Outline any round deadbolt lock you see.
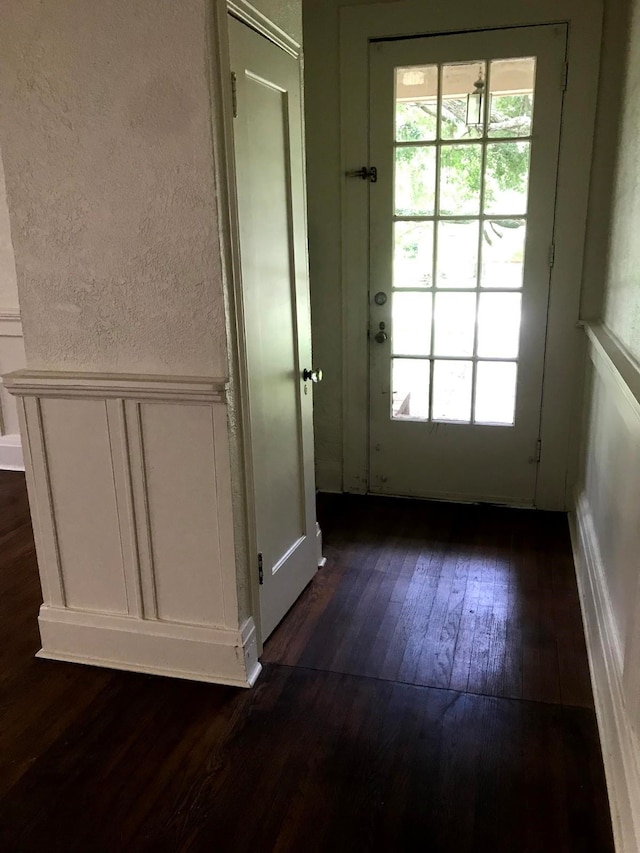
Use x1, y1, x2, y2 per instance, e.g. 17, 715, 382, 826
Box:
374, 291, 388, 306
303, 368, 323, 383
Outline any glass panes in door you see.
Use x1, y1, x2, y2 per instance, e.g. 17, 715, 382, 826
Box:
391, 57, 536, 426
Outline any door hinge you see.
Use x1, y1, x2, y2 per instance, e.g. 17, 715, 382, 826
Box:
562, 62, 569, 92
548, 243, 556, 269
535, 439, 542, 464
258, 552, 264, 585
231, 72, 238, 118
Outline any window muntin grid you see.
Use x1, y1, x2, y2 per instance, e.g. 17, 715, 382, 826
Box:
391, 57, 536, 426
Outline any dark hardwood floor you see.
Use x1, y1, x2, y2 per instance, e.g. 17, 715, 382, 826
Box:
265, 495, 594, 707
0, 473, 613, 852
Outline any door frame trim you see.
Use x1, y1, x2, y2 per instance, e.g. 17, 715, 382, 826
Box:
339, 0, 603, 510
227, 0, 301, 59
208, 0, 262, 649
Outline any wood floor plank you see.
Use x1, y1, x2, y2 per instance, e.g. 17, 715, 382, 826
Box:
276, 494, 596, 707
0, 474, 613, 851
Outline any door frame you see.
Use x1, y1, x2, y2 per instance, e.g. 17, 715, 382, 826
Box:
207, 0, 303, 652
367, 27, 566, 506
339, 0, 603, 510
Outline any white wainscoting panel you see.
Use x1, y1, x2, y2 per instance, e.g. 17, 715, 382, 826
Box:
134, 401, 228, 627
4, 370, 261, 688
571, 323, 640, 853
41, 397, 129, 614
0, 312, 25, 469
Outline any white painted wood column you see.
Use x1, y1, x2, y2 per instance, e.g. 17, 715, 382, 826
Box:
5, 370, 261, 688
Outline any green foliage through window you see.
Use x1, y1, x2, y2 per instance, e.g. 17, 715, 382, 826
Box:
395, 94, 532, 213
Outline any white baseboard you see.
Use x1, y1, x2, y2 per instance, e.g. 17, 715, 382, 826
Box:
0, 433, 23, 470
37, 605, 262, 688
570, 493, 640, 853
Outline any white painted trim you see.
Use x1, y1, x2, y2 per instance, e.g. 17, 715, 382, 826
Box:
210, 397, 245, 628
316, 521, 326, 568
0, 434, 24, 470
0, 311, 22, 338
37, 606, 262, 688
227, 0, 301, 58
209, 0, 269, 652
16, 397, 60, 607
570, 495, 640, 853
4, 370, 226, 402
123, 399, 159, 619
106, 399, 144, 620
583, 322, 640, 423
338, 0, 603, 508
23, 395, 67, 607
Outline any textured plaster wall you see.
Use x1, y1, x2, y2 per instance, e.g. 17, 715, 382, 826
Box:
0, 0, 227, 376
0, 153, 18, 313
253, 0, 302, 42
581, 0, 633, 320
603, 0, 640, 361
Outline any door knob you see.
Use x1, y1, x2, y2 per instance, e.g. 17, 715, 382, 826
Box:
303, 368, 323, 383
375, 331, 388, 343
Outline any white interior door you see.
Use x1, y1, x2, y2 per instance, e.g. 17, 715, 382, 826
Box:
369, 25, 566, 505
230, 17, 317, 640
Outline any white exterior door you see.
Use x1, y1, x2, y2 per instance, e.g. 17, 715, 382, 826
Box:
368, 25, 566, 505
230, 17, 317, 639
